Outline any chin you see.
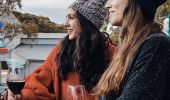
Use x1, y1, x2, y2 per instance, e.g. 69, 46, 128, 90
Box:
68, 37, 73, 40
68, 35, 75, 40
111, 22, 122, 26
110, 19, 122, 26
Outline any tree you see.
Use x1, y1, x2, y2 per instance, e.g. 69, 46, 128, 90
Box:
0, 0, 38, 46
156, 1, 170, 22
0, 0, 22, 13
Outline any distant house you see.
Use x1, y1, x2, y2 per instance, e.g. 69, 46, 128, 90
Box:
11, 33, 67, 75
0, 33, 67, 89
0, 10, 68, 94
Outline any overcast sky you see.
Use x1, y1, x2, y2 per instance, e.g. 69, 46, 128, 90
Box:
18, 0, 74, 24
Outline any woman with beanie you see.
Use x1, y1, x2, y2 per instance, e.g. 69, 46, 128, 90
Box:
95, 0, 170, 99
6, 0, 117, 99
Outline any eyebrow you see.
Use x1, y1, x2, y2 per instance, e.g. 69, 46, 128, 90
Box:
67, 14, 76, 17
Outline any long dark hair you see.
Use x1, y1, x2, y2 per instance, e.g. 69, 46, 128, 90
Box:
56, 11, 111, 91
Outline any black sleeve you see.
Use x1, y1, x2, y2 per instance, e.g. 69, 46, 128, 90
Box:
116, 35, 170, 100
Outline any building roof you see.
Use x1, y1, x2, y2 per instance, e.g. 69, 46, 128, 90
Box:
21, 33, 67, 45
12, 44, 55, 60
22, 33, 67, 39
1, 33, 66, 61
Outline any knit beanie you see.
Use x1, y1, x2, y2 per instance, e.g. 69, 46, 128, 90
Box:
69, 0, 107, 29
135, 0, 166, 20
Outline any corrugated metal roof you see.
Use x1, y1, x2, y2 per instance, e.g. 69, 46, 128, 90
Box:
22, 33, 67, 39
20, 33, 67, 45
12, 44, 56, 60
2, 33, 66, 61
21, 38, 63, 45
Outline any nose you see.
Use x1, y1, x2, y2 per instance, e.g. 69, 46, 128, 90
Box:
65, 20, 69, 27
105, 0, 111, 9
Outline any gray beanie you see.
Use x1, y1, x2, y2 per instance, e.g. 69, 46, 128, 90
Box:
69, 0, 107, 29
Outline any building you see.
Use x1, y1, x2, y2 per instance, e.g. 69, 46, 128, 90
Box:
11, 33, 67, 75
0, 33, 67, 94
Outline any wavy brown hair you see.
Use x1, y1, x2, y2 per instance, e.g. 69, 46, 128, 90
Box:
94, 0, 163, 95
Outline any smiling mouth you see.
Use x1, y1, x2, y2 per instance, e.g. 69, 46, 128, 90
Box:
109, 11, 115, 14
67, 29, 73, 33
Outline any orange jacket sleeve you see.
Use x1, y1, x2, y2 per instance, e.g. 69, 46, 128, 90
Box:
21, 44, 60, 100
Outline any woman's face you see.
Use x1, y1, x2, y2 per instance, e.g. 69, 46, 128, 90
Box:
65, 8, 81, 40
105, 0, 128, 26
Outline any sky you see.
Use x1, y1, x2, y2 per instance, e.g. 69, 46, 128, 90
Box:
18, 0, 74, 24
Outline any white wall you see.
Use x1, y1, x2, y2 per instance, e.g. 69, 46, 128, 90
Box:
163, 18, 169, 36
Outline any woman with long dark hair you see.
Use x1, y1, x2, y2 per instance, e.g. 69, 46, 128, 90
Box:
6, 0, 116, 100
94, 0, 170, 99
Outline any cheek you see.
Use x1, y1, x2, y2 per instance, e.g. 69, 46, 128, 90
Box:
69, 25, 80, 40
74, 23, 81, 34
109, 13, 123, 26
109, 7, 125, 26
68, 32, 78, 40
74, 28, 80, 38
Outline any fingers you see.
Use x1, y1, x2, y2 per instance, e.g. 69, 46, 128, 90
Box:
15, 94, 22, 100
8, 89, 22, 100
8, 89, 14, 97
7, 89, 15, 100
8, 95, 15, 100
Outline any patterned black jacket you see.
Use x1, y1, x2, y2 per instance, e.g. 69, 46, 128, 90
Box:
106, 33, 170, 100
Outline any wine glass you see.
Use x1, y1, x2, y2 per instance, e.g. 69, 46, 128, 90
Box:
6, 58, 26, 99
98, 95, 106, 100
66, 85, 87, 100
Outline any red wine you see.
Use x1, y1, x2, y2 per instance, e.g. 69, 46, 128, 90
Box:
7, 80, 25, 95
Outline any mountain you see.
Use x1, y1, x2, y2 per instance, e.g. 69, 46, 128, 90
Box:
12, 11, 67, 33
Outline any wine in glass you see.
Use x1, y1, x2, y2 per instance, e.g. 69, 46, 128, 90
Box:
6, 58, 26, 98
66, 85, 87, 100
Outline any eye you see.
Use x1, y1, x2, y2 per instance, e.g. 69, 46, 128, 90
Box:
68, 16, 74, 20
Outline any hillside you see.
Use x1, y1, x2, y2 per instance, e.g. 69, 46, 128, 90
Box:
12, 11, 67, 33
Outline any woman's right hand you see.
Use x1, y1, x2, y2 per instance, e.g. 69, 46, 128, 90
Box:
7, 89, 21, 100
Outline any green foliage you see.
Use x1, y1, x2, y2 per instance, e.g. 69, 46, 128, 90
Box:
0, 0, 66, 46
156, 1, 170, 22
12, 11, 67, 33
22, 22, 38, 37
0, 23, 22, 41
0, 0, 21, 15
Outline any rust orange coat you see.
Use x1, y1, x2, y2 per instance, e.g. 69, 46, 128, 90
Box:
21, 44, 117, 100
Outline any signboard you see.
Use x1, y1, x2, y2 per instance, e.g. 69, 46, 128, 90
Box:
0, 39, 8, 55
0, 21, 4, 30
0, 48, 8, 55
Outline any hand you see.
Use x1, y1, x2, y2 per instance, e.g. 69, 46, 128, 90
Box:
7, 89, 22, 100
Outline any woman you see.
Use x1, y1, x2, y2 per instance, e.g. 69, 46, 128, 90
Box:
95, 0, 170, 99
6, 0, 117, 100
